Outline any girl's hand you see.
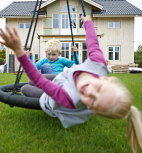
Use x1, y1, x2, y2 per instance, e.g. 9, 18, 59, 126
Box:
81, 15, 91, 23
0, 26, 24, 57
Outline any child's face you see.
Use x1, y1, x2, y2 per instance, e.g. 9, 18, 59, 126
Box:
46, 51, 61, 63
77, 76, 120, 113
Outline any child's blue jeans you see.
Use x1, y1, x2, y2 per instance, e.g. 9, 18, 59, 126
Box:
41, 63, 55, 74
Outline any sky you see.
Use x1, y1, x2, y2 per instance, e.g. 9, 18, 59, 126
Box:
0, 0, 142, 51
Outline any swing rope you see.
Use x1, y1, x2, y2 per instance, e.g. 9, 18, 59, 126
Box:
66, 0, 86, 64
12, 0, 42, 94
80, 0, 86, 17
66, 0, 78, 64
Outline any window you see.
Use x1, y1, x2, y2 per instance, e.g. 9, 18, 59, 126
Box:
79, 14, 84, 28
70, 14, 76, 28
82, 42, 87, 62
61, 42, 79, 61
19, 23, 24, 29
108, 46, 120, 61
61, 5, 77, 12
61, 43, 69, 58
25, 23, 30, 29
108, 22, 120, 28
19, 23, 30, 29
62, 14, 69, 28
53, 14, 59, 28
61, 14, 76, 29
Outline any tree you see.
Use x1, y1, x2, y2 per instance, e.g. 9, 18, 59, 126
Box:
134, 45, 142, 60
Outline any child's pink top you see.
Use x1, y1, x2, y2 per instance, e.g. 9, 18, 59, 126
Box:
18, 20, 107, 109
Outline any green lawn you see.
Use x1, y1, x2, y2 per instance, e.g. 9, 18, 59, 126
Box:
0, 73, 142, 153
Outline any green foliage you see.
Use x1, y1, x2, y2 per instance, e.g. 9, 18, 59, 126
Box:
0, 48, 6, 59
134, 60, 142, 68
0, 73, 142, 153
0, 58, 5, 65
134, 45, 142, 60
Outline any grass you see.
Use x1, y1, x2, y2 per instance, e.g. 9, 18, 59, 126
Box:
0, 73, 142, 153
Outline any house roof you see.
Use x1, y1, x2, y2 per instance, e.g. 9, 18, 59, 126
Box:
0, 0, 142, 17
92, 0, 142, 16
0, 1, 46, 17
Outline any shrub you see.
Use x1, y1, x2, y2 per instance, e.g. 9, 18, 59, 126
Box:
134, 45, 142, 60
0, 58, 5, 65
134, 60, 142, 68
0, 48, 6, 59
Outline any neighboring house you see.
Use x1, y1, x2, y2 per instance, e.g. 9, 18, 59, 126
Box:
0, 0, 142, 73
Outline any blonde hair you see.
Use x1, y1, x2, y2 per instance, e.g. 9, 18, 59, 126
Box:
97, 77, 142, 153
45, 39, 61, 53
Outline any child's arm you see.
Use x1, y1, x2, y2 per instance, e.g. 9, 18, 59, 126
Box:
34, 58, 48, 70
62, 45, 80, 68
81, 16, 107, 66
26, 50, 33, 62
71, 45, 80, 64
0, 26, 75, 109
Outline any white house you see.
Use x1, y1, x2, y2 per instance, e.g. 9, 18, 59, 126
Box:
0, 0, 142, 72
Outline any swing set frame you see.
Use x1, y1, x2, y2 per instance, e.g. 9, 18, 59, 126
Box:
0, 0, 86, 109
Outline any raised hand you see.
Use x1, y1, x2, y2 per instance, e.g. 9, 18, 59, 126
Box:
81, 15, 91, 23
0, 26, 24, 57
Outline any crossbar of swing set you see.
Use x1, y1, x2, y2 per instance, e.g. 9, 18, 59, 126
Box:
13, 0, 43, 93
66, 0, 86, 64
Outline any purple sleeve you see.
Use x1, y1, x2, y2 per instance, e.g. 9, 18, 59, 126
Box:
18, 53, 75, 109
84, 20, 107, 66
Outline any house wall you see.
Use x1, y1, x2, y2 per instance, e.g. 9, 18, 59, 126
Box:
6, 18, 43, 72
97, 17, 134, 65
43, 0, 91, 35
5, 2, 135, 72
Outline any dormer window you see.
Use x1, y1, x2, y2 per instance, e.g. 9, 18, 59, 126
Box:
61, 5, 77, 12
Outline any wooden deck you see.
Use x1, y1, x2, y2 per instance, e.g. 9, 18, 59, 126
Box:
111, 65, 130, 73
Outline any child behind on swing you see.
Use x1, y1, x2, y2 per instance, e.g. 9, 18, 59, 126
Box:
0, 15, 142, 153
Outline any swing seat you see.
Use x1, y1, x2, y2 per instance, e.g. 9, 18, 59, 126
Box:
0, 83, 40, 110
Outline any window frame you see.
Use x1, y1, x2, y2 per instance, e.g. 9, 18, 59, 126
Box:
61, 42, 80, 61
108, 46, 120, 61
79, 14, 84, 28
108, 22, 121, 29
19, 23, 30, 29
82, 42, 87, 62
52, 14, 59, 29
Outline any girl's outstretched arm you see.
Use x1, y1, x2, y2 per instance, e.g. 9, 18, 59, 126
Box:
81, 15, 107, 66
0, 26, 75, 109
